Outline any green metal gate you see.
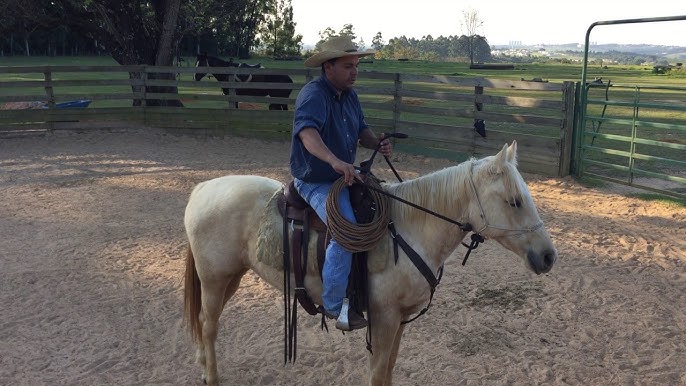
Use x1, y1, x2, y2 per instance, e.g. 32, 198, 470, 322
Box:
574, 15, 686, 200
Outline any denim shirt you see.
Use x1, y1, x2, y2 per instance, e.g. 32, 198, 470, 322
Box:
290, 76, 368, 182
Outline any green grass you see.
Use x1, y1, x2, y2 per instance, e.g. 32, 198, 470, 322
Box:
628, 193, 686, 207
3, 54, 684, 83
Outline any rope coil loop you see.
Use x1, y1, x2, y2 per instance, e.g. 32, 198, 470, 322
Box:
326, 176, 390, 252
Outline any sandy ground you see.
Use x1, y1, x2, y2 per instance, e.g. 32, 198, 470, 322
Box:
1, 129, 685, 386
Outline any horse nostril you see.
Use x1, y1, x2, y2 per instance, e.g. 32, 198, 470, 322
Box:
543, 249, 556, 269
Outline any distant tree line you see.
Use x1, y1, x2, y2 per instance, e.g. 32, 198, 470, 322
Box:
0, 0, 303, 62
586, 50, 666, 66
1, 0, 492, 64
371, 34, 492, 63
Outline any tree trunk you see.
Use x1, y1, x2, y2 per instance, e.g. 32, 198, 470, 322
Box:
147, 0, 183, 107
24, 34, 30, 56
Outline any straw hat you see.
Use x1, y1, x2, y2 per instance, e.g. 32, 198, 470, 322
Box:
304, 36, 376, 67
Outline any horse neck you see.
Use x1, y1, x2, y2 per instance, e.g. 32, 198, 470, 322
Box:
209, 56, 235, 67
385, 161, 473, 267
207, 57, 236, 82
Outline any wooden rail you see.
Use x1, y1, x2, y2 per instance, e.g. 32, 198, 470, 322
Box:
0, 65, 575, 176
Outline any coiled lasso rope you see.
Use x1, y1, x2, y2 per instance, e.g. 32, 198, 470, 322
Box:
326, 176, 390, 252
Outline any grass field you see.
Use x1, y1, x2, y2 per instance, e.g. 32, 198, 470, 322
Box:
2, 54, 685, 84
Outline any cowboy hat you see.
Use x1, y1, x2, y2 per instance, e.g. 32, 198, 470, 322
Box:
304, 36, 376, 67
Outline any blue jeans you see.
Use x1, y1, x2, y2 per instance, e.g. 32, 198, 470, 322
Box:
293, 178, 356, 316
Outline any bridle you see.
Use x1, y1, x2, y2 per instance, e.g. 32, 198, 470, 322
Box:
466, 162, 544, 237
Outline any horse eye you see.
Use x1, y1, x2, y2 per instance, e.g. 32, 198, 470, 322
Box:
508, 199, 522, 208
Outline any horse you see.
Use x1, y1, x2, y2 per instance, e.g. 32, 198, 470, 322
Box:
194, 53, 293, 110
183, 141, 557, 386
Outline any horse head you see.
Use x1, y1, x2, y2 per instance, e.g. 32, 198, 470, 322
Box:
194, 53, 211, 81
465, 141, 557, 274
194, 53, 237, 81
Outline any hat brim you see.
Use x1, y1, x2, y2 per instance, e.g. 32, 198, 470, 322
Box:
304, 49, 376, 68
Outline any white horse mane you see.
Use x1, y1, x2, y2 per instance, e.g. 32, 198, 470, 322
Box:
384, 160, 473, 226
384, 150, 526, 227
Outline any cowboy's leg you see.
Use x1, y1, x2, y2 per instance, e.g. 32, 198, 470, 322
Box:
294, 179, 355, 315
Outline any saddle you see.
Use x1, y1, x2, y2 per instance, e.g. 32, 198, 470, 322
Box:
277, 181, 374, 315
277, 181, 329, 316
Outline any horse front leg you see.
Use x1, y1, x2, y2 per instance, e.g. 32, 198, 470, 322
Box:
368, 309, 402, 386
384, 323, 406, 383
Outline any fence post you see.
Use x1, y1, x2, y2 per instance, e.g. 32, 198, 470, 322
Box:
44, 69, 55, 108
473, 85, 484, 153
227, 68, 238, 109
559, 81, 576, 176
392, 73, 402, 136
44, 69, 55, 132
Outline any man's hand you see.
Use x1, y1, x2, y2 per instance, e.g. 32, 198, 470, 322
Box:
330, 159, 361, 186
378, 137, 392, 157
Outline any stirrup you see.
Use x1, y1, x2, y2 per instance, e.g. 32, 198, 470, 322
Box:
334, 298, 368, 331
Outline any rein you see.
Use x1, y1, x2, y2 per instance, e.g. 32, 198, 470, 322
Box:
355, 177, 484, 267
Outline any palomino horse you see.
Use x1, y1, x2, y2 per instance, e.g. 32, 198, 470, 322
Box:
183, 142, 557, 385
194, 53, 293, 110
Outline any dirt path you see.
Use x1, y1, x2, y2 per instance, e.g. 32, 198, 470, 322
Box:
1, 129, 684, 385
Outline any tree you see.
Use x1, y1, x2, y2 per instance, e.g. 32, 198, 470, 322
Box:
460, 8, 484, 65
28, 0, 270, 105
378, 36, 420, 60
472, 35, 492, 63
338, 24, 356, 41
259, 0, 302, 58
371, 32, 384, 51
59, 0, 183, 106
1, 0, 63, 56
314, 24, 363, 51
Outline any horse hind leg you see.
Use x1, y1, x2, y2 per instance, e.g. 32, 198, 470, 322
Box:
198, 271, 246, 386
195, 271, 247, 364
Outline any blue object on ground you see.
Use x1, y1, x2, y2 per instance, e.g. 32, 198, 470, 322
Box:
55, 100, 92, 108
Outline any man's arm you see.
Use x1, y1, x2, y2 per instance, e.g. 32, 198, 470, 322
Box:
298, 127, 359, 185
359, 128, 392, 156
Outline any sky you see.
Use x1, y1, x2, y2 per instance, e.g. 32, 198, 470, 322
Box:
289, 0, 686, 47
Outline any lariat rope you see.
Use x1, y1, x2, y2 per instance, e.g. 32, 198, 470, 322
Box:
326, 175, 390, 252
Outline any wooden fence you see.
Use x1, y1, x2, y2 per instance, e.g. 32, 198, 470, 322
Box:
0, 65, 575, 176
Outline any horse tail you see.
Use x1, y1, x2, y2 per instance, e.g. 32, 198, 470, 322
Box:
183, 244, 202, 343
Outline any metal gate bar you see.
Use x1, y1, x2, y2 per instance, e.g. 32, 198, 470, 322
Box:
574, 15, 686, 200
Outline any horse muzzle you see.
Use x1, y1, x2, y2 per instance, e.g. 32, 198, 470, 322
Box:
527, 248, 556, 274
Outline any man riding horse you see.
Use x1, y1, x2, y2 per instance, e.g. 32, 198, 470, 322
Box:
289, 36, 389, 331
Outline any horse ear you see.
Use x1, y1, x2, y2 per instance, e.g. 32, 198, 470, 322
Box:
507, 140, 518, 165
495, 144, 509, 164
489, 142, 509, 173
